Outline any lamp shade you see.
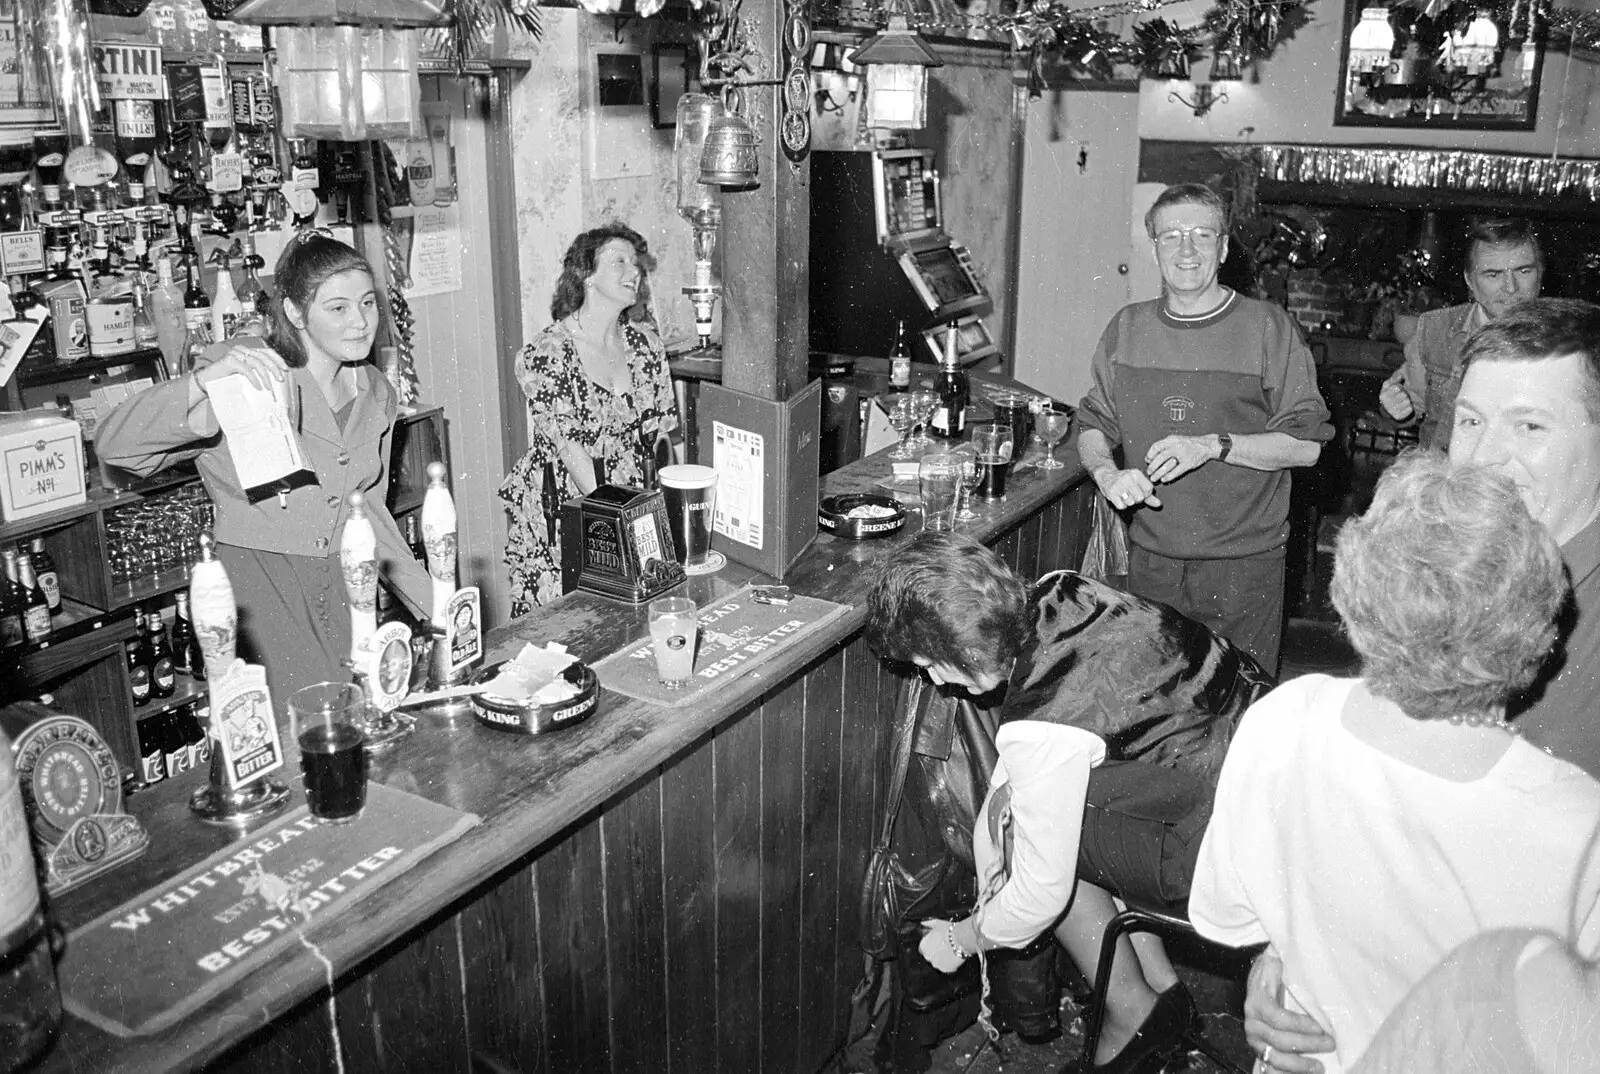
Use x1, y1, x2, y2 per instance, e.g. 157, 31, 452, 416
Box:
1348, 7, 1395, 73
851, 13, 941, 130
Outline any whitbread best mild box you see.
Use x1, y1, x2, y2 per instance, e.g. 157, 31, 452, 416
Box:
0, 411, 87, 523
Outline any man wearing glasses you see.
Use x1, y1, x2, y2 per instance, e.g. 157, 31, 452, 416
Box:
1075, 183, 1332, 674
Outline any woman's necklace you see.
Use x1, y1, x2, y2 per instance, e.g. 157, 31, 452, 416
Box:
1443, 709, 1520, 735
568, 312, 629, 393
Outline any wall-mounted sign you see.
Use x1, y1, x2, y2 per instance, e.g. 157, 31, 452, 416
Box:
92, 44, 165, 100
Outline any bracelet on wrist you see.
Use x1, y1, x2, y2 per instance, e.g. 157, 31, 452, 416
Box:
945, 922, 970, 961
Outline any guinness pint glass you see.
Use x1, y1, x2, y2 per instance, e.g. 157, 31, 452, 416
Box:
659, 464, 719, 568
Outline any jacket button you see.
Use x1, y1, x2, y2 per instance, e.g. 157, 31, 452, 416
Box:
336, 452, 350, 465
315, 537, 330, 551
327, 495, 340, 507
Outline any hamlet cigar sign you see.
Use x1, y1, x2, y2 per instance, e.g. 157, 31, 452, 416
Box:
58, 784, 478, 1038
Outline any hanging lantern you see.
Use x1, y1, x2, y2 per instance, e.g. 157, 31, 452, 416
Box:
1348, 7, 1396, 74
849, 13, 943, 131
1209, 50, 1243, 82
1447, 11, 1501, 75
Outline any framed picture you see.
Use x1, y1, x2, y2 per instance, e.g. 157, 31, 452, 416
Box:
651, 44, 691, 129
1334, 0, 1543, 130
0, 3, 60, 128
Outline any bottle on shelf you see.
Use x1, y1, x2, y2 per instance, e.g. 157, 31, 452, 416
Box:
148, 256, 188, 376
235, 232, 266, 336
209, 252, 241, 343
146, 606, 176, 700
171, 591, 195, 675
128, 607, 153, 707
0, 549, 24, 649
113, 99, 157, 206
0, 723, 63, 1069
135, 710, 166, 785
930, 325, 969, 440
182, 252, 213, 367
32, 129, 69, 222
889, 318, 911, 391
14, 554, 51, 646
161, 704, 189, 776
131, 277, 160, 354
26, 539, 59, 617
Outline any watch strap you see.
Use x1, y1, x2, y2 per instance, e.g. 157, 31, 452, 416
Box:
1217, 432, 1233, 462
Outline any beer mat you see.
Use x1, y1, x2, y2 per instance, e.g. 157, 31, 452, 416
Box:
59, 783, 479, 1038
592, 587, 852, 708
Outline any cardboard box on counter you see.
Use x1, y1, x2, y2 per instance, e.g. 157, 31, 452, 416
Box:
0, 410, 86, 522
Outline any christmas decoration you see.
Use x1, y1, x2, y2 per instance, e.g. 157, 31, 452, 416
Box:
1256, 143, 1600, 203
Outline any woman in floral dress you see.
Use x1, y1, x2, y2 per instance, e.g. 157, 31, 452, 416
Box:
499, 224, 680, 616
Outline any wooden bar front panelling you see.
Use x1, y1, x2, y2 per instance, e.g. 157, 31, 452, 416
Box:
185, 477, 1095, 1074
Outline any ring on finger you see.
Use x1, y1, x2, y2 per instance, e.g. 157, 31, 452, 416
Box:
1261, 1045, 1273, 1067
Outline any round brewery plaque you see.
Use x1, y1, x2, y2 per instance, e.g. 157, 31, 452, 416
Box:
11, 715, 122, 843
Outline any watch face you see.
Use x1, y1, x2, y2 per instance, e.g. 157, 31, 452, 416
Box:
13, 716, 121, 840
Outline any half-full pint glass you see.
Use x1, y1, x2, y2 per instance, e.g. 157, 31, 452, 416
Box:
659, 464, 719, 567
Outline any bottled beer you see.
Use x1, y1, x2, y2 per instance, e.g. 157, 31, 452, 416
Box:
27, 539, 58, 616
190, 695, 213, 768
889, 319, 911, 391
0, 724, 62, 1068
15, 554, 50, 645
146, 607, 176, 700
162, 704, 189, 776
171, 592, 196, 675
0, 550, 23, 649
135, 711, 165, 784
128, 608, 153, 707
182, 252, 213, 351
930, 326, 969, 440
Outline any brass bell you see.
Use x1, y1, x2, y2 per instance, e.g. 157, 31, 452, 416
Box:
699, 111, 760, 189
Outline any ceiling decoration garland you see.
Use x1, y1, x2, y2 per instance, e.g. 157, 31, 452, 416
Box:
1255, 143, 1600, 202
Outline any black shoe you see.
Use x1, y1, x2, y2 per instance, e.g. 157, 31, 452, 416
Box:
1086, 982, 1198, 1074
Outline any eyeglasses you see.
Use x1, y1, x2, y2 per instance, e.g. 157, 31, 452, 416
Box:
1154, 226, 1223, 250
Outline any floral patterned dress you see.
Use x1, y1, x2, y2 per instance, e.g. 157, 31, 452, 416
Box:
499, 319, 679, 617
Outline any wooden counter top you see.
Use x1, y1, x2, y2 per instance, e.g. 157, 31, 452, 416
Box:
36, 438, 1088, 1074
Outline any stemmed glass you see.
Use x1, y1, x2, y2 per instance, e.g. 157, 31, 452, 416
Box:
882, 393, 919, 459
952, 445, 981, 521
908, 390, 940, 453
1035, 403, 1073, 471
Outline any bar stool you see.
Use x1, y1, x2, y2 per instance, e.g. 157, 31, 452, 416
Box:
1076, 904, 1251, 1074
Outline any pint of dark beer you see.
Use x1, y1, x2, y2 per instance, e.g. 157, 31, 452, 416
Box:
659, 464, 719, 567
975, 453, 1011, 500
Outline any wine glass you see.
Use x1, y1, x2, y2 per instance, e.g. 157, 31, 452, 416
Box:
1035, 403, 1074, 471
952, 445, 981, 521
882, 393, 919, 459
908, 390, 940, 452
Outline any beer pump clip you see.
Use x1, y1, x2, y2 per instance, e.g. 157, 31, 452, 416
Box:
341, 492, 415, 749
187, 533, 292, 826
413, 462, 481, 722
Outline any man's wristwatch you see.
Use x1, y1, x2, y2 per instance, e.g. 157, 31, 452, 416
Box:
1216, 432, 1233, 462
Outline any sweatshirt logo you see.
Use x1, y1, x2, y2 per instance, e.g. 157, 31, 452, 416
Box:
1162, 395, 1196, 422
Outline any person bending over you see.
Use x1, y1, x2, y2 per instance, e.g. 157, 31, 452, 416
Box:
865, 532, 1271, 1073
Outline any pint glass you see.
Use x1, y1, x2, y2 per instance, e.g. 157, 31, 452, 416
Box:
659, 464, 719, 567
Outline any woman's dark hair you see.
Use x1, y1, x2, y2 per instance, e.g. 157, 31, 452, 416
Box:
865, 532, 1030, 680
266, 233, 376, 369
550, 223, 654, 324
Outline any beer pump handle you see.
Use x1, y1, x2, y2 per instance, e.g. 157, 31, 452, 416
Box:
341, 492, 378, 660
420, 461, 457, 624
189, 532, 238, 681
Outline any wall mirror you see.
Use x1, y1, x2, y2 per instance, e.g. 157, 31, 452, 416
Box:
1335, 0, 1544, 130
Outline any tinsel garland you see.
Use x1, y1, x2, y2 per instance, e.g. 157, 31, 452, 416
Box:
1256, 144, 1600, 203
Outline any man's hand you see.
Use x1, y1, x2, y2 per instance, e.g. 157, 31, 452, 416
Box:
1244, 950, 1336, 1073
1145, 434, 1219, 484
1092, 466, 1161, 511
1378, 374, 1414, 421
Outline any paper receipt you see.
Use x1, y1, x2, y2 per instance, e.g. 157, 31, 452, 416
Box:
205, 373, 310, 490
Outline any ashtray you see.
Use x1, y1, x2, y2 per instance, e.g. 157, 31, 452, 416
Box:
819, 493, 907, 540
471, 660, 600, 734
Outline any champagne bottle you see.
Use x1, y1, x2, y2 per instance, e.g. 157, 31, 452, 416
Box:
930, 326, 969, 439
0, 724, 62, 1068
14, 554, 50, 645
27, 539, 58, 616
146, 607, 176, 700
889, 319, 911, 390
182, 252, 213, 352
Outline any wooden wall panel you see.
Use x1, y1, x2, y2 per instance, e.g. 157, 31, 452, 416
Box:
798, 648, 846, 1066
602, 776, 670, 1074
758, 675, 808, 1070
459, 864, 547, 1073
331, 916, 471, 1071
533, 819, 613, 1073
660, 743, 718, 1074
713, 703, 765, 1072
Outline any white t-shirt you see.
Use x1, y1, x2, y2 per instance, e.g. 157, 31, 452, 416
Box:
1189, 675, 1600, 1074
967, 721, 1107, 948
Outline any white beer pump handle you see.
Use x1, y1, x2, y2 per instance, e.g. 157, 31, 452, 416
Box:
421, 461, 458, 625
189, 532, 238, 681
341, 491, 378, 661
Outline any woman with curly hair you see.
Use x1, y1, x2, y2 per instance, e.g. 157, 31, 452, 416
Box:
499, 224, 681, 615
1189, 452, 1600, 1074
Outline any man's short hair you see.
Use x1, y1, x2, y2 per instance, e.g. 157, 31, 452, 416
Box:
1332, 452, 1565, 722
1144, 183, 1229, 239
1460, 297, 1600, 422
1466, 216, 1543, 271
864, 532, 1029, 679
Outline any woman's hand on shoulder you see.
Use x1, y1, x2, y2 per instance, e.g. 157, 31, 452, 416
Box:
194, 340, 290, 394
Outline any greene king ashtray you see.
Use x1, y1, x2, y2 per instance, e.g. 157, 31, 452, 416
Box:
470, 660, 600, 734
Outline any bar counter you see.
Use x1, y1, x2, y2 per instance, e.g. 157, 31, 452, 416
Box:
35, 438, 1096, 1074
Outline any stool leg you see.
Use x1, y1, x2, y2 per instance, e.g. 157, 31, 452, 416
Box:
1075, 912, 1140, 1074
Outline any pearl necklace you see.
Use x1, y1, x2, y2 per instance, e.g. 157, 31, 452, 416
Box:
1443, 710, 1520, 735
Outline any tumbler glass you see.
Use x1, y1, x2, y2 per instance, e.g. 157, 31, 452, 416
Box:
290, 682, 369, 823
